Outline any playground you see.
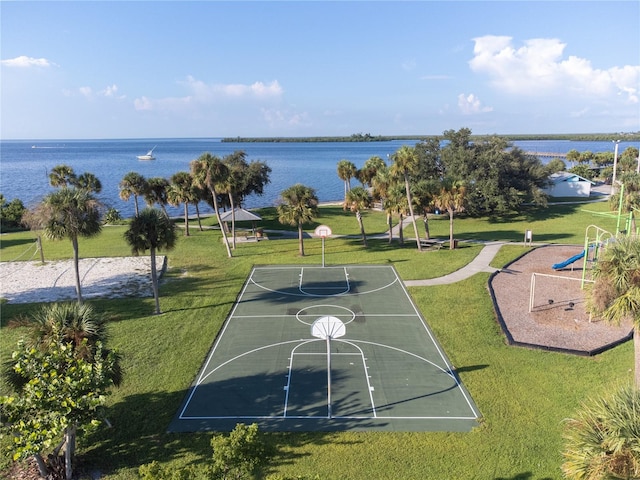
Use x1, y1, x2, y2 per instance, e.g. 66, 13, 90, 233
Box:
490, 244, 633, 355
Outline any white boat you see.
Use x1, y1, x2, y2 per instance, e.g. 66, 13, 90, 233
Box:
137, 146, 156, 161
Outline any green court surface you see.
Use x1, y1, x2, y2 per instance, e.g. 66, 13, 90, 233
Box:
169, 265, 480, 432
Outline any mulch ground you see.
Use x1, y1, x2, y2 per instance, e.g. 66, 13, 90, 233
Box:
490, 244, 633, 354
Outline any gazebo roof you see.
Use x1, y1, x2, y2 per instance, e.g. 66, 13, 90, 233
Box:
218, 208, 262, 222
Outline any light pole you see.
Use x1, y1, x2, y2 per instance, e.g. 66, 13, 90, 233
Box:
610, 140, 620, 195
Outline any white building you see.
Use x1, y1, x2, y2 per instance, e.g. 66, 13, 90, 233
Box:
543, 172, 595, 198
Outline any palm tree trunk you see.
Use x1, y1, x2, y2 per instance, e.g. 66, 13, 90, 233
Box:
404, 174, 422, 252
195, 203, 203, 231
398, 213, 404, 245
183, 203, 190, 236
71, 236, 83, 304
134, 195, 139, 217
298, 223, 305, 256
150, 247, 161, 314
356, 211, 367, 247
229, 194, 237, 250
387, 212, 393, 244
448, 209, 455, 250
210, 188, 232, 258
423, 214, 431, 240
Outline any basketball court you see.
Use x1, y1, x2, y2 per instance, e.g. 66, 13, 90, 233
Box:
169, 265, 480, 432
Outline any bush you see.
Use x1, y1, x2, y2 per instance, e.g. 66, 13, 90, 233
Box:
103, 207, 123, 224
0, 194, 26, 232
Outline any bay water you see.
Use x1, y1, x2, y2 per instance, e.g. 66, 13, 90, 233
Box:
0, 138, 636, 219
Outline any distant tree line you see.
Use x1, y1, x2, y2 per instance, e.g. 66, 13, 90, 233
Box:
222, 132, 640, 143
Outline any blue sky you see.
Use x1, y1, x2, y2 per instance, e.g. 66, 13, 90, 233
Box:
1, 1, 639, 139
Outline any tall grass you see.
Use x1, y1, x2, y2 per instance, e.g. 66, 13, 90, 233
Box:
0, 202, 632, 479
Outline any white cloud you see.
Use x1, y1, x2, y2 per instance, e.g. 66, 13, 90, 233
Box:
469, 35, 640, 103
458, 93, 493, 115
79, 86, 93, 98
136, 77, 284, 111
262, 108, 311, 128
99, 84, 125, 99
1, 55, 57, 68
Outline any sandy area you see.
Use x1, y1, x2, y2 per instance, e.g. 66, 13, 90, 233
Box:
0, 256, 165, 304
490, 245, 633, 354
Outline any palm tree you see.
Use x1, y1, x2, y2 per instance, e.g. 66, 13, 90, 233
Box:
587, 235, 640, 386
337, 159, 358, 198
277, 184, 319, 256
432, 178, 467, 250
344, 186, 372, 247
124, 208, 178, 315
5, 302, 122, 390
414, 179, 441, 241
144, 177, 170, 215
167, 171, 198, 236
390, 145, 422, 251
48, 164, 77, 188
562, 384, 640, 479
191, 153, 233, 258
371, 167, 396, 243
74, 172, 102, 194
358, 156, 386, 187
23, 188, 102, 303
119, 172, 148, 217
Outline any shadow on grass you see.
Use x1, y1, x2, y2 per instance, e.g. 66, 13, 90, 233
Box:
495, 474, 553, 480
82, 370, 370, 476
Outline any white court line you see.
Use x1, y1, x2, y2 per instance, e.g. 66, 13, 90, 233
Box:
181, 265, 478, 421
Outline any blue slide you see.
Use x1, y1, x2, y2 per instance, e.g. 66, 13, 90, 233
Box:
552, 250, 585, 270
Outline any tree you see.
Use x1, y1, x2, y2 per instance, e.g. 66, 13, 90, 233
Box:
358, 156, 386, 187
587, 235, 640, 386
167, 171, 198, 236
124, 208, 178, 315
611, 173, 640, 234
562, 384, 640, 480
371, 166, 397, 244
4, 302, 122, 391
48, 165, 77, 188
0, 194, 26, 232
0, 339, 117, 480
144, 177, 170, 215
23, 188, 102, 304
432, 178, 467, 250
566, 149, 581, 167
277, 184, 319, 256
74, 172, 102, 194
210, 423, 271, 479
344, 186, 372, 247
337, 159, 358, 198
390, 145, 422, 251
119, 172, 148, 217
191, 153, 233, 258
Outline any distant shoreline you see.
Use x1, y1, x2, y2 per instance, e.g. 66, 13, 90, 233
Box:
221, 132, 640, 143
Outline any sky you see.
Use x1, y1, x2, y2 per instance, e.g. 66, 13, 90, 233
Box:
1, 1, 639, 140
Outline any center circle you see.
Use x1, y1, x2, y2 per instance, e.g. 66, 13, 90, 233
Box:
296, 304, 356, 326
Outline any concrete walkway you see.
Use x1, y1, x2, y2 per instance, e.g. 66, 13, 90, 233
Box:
404, 241, 503, 286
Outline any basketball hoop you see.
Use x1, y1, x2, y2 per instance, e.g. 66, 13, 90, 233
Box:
314, 225, 332, 238
314, 225, 332, 267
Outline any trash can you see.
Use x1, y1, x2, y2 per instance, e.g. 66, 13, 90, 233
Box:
452, 239, 458, 249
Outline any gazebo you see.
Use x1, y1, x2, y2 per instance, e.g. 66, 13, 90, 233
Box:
218, 208, 263, 240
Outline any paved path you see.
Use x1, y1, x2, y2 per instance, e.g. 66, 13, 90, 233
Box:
404, 241, 503, 286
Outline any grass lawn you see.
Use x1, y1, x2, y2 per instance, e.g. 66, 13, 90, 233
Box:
0, 201, 633, 479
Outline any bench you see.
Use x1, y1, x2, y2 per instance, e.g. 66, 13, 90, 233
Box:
419, 239, 444, 251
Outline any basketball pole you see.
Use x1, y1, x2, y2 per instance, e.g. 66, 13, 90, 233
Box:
321, 236, 326, 268
326, 335, 332, 418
